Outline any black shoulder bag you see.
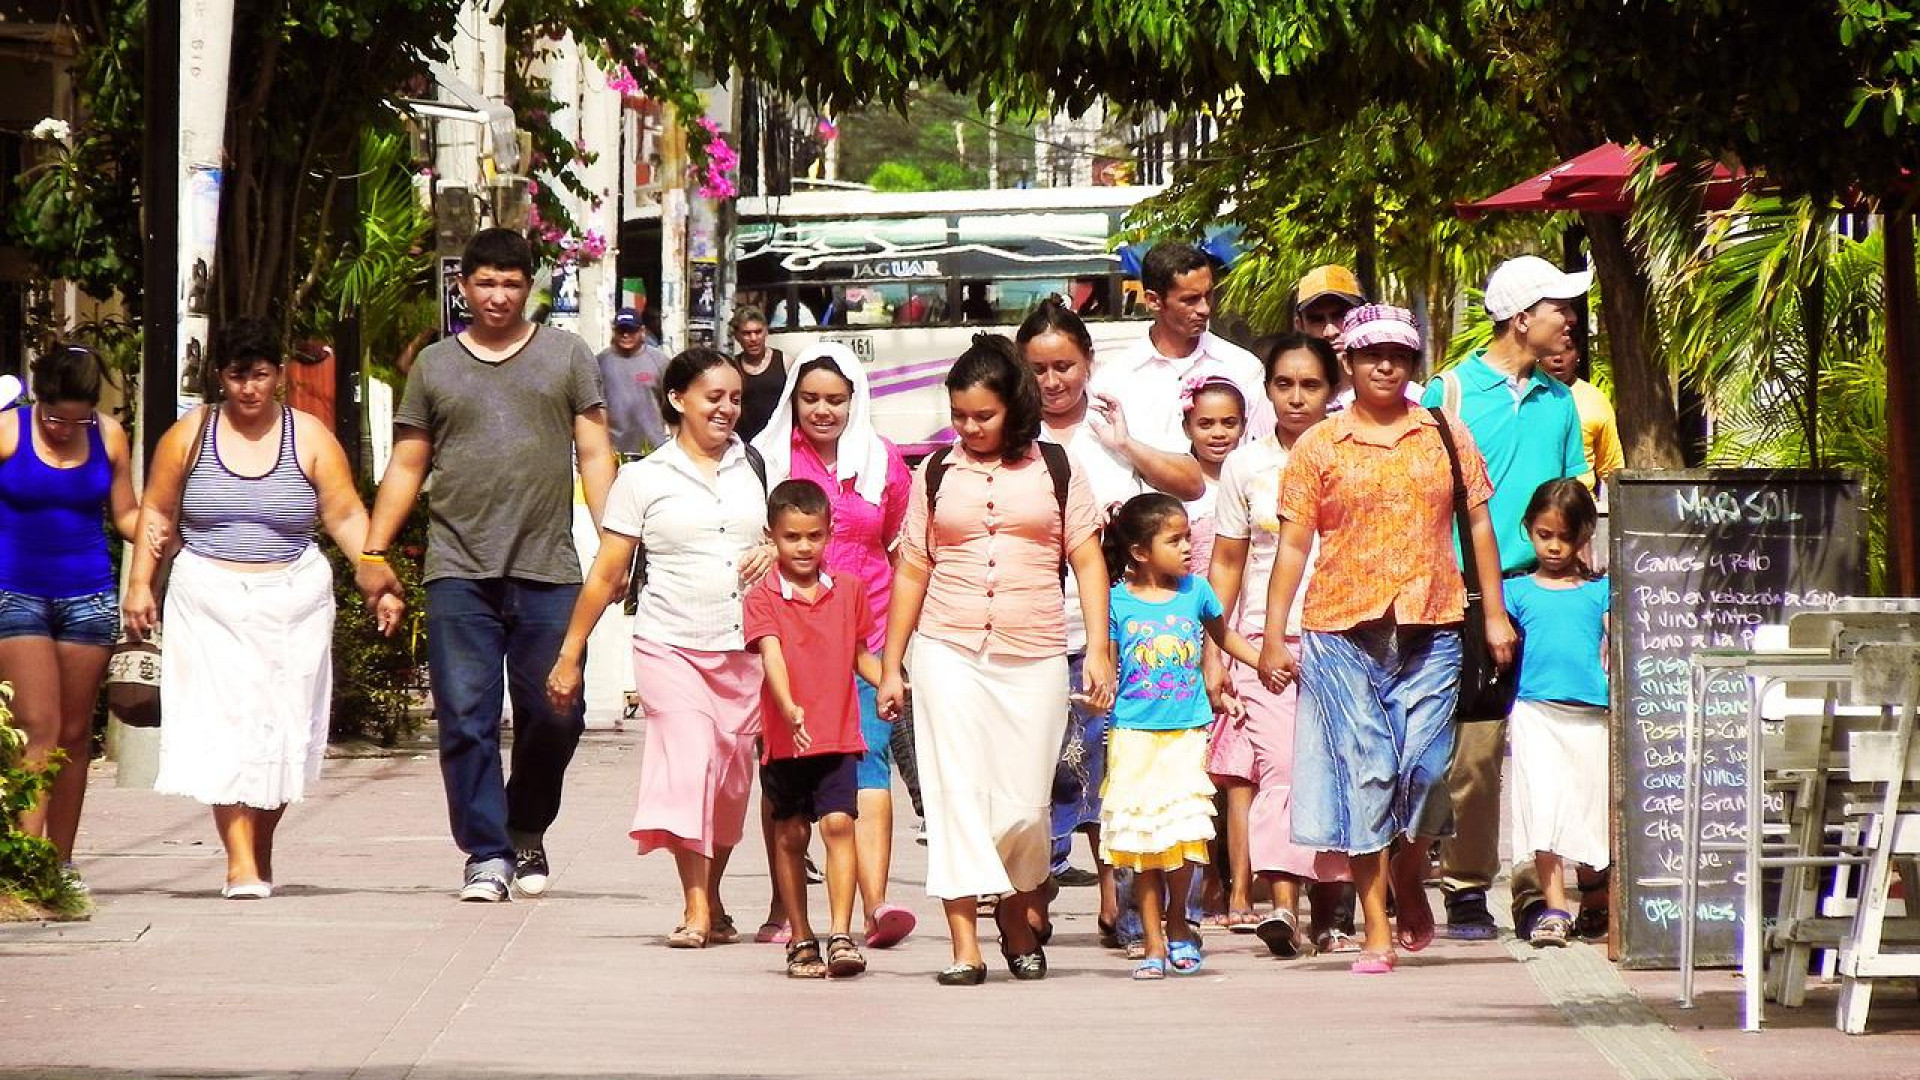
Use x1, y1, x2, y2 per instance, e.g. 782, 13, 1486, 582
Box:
1427, 406, 1520, 722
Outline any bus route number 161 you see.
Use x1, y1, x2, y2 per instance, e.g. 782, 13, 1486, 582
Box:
820, 333, 875, 365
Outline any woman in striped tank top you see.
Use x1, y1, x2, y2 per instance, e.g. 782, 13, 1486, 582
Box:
123, 318, 399, 900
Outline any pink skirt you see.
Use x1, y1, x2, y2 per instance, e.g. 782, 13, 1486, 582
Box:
1206, 704, 1257, 782
1230, 637, 1350, 883
629, 637, 764, 858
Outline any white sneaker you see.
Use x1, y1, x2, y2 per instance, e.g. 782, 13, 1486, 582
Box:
459, 866, 510, 903
221, 881, 272, 900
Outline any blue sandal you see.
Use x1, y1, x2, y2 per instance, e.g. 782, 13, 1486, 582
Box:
1132, 957, 1168, 980
1168, 937, 1204, 974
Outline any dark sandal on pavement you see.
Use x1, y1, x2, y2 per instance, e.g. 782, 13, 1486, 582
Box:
1001, 943, 1048, 980
1572, 906, 1609, 941
936, 963, 988, 986
1098, 917, 1121, 950
1255, 910, 1301, 959
826, 933, 867, 978
786, 938, 827, 978
706, 914, 741, 945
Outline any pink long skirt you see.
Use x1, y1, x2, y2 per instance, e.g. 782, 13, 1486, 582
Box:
1228, 637, 1350, 882
629, 637, 763, 858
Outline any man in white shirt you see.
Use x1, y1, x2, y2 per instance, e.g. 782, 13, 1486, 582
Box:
1088, 243, 1272, 494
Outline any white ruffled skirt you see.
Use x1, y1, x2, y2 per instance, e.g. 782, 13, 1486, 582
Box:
1099, 726, 1216, 872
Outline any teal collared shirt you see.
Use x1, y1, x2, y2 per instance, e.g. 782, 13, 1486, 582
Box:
1421, 351, 1588, 572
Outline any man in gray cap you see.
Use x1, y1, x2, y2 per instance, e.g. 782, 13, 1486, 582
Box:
597, 307, 671, 457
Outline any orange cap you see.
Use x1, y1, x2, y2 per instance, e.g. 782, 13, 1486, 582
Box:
1294, 264, 1366, 310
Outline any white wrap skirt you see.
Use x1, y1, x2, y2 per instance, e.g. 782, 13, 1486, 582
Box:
155, 546, 334, 809
913, 636, 1068, 900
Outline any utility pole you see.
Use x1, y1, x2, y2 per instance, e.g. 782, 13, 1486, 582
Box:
138, 0, 180, 466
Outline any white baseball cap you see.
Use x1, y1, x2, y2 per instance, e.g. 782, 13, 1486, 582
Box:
1483, 255, 1593, 322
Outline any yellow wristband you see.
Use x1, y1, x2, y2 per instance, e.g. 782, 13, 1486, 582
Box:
358, 553, 388, 564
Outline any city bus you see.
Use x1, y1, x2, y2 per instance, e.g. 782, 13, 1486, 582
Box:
733, 186, 1162, 454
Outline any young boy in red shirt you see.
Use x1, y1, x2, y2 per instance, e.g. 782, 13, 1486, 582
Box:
744, 479, 883, 979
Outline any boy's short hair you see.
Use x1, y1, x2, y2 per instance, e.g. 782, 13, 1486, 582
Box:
768, 478, 832, 526
461, 227, 536, 278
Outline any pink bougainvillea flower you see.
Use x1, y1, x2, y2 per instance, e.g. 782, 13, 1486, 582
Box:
817, 118, 838, 141
606, 64, 641, 96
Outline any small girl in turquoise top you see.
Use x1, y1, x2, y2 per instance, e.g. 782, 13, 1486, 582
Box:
1505, 479, 1611, 948
1098, 492, 1262, 979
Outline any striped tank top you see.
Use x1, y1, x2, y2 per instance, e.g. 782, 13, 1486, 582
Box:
179, 406, 319, 563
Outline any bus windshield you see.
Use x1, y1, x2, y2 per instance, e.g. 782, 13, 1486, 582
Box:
734, 187, 1159, 454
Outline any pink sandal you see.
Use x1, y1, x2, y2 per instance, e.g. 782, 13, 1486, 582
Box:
1350, 949, 1397, 975
865, 903, 917, 949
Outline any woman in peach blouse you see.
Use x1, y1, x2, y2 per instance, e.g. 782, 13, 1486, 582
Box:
877, 335, 1115, 986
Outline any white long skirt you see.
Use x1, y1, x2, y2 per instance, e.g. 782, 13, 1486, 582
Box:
912, 636, 1068, 900
154, 546, 334, 809
1509, 699, 1611, 869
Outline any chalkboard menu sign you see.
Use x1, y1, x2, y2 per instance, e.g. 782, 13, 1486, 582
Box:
1610, 470, 1862, 969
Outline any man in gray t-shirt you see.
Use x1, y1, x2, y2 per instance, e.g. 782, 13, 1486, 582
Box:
357, 228, 616, 903
597, 307, 670, 455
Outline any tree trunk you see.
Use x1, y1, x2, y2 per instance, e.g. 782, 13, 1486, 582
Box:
1582, 210, 1686, 468
1884, 211, 1920, 595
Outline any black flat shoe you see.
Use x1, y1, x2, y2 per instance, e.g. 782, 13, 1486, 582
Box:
936, 963, 988, 986
1002, 946, 1048, 980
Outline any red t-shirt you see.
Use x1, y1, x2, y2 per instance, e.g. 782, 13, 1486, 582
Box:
742, 571, 871, 762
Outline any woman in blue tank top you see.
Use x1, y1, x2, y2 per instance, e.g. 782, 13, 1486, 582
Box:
0, 345, 140, 884
123, 318, 399, 900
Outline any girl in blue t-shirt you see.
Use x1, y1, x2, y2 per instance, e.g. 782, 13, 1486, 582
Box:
1098, 493, 1262, 980
1505, 479, 1611, 949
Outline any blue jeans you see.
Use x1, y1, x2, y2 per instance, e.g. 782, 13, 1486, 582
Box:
1293, 624, 1461, 855
426, 577, 586, 868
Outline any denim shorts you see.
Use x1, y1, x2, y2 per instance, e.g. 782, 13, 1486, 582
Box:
0, 588, 120, 647
854, 680, 896, 791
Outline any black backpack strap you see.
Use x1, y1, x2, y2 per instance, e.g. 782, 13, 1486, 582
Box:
922, 446, 952, 561
742, 443, 769, 493
1037, 441, 1070, 523
1427, 406, 1479, 600
1037, 440, 1072, 584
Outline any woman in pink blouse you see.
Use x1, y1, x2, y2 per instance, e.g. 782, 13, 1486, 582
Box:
877, 335, 1116, 985
753, 342, 919, 949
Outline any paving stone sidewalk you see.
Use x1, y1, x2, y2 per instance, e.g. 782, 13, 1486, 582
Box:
2, 728, 1912, 1079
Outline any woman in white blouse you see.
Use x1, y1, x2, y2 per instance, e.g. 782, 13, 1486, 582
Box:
548, 347, 773, 948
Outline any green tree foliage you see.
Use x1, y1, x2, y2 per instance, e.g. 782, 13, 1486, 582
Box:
700, 0, 1920, 476
9, 0, 719, 336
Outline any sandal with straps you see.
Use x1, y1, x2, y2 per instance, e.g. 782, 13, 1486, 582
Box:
786, 938, 827, 979
825, 933, 868, 978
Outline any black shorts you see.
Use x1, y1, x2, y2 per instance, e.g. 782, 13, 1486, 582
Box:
760, 752, 862, 822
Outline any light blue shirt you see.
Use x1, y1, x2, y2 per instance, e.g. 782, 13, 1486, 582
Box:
1423, 351, 1587, 573
1506, 575, 1610, 707
1109, 575, 1223, 731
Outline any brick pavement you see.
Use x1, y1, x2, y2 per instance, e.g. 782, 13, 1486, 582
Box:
0, 728, 1912, 1079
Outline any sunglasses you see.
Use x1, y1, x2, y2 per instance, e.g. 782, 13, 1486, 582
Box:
39, 411, 98, 428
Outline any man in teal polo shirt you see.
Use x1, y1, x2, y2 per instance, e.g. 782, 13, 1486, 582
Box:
1424, 254, 1591, 940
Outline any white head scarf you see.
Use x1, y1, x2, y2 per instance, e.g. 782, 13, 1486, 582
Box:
750, 341, 892, 506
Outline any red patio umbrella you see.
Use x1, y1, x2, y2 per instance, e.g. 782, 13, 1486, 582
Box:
1456, 142, 1749, 219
